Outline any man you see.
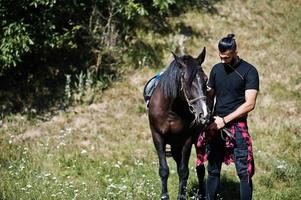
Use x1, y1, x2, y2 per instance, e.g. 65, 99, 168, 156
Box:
205, 34, 259, 200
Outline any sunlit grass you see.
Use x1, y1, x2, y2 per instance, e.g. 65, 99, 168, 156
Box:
1, 0, 301, 199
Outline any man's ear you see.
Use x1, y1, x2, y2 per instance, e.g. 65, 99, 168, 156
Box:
196, 47, 206, 66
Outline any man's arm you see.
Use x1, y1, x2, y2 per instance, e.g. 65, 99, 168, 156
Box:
211, 89, 258, 130
223, 89, 258, 123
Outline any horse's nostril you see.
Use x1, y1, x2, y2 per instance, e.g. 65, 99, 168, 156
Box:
199, 113, 210, 124
199, 113, 204, 118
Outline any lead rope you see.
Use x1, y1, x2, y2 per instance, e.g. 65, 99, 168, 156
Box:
220, 127, 234, 141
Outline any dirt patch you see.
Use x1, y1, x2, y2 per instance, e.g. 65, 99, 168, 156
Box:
13, 128, 44, 142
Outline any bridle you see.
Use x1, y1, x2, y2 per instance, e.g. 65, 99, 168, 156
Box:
180, 75, 207, 114
188, 95, 207, 104
186, 95, 207, 114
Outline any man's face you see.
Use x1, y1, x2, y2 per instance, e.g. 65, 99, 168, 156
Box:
219, 50, 237, 64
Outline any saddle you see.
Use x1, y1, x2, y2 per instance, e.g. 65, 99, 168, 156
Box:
143, 71, 163, 104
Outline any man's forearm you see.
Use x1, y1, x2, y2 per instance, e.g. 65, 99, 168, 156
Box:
223, 102, 255, 123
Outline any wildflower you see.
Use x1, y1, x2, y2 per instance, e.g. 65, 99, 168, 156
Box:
81, 149, 87, 154
72, 193, 78, 200
44, 173, 51, 177
276, 164, 286, 169
66, 128, 72, 133
276, 160, 288, 169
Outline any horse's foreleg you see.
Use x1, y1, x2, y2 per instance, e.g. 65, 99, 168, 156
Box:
175, 140, 193, 200
151, 131, 169, 199
196, 164, 206, 198
177, 155, 190, 200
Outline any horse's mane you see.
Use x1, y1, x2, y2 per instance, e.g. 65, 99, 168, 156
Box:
158, 56, 199, 99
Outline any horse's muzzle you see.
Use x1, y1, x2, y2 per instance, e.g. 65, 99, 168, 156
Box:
199, 111, 211, 125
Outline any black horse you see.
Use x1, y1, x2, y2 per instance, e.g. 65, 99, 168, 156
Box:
147, 48, 210, 200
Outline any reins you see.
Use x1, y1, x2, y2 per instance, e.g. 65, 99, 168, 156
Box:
220, 127, 234, 141
204, 108, 234, 141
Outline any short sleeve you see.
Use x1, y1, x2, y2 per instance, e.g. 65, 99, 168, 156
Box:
207, 67, 216, 89
245, 67, 259, 90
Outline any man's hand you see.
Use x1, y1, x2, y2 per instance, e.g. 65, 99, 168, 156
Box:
209, 116, 225, 130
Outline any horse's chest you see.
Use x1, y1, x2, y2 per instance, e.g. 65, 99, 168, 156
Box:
166, 119, 184, 134
149, 97, 194, 135
159, 114, 191, 135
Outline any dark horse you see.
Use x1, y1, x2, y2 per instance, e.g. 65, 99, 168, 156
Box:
147, 48, 210, 200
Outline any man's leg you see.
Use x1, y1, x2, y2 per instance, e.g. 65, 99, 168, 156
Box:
233, 122, 254, 200
235, 155, 253, 200
239, 175, 253, 200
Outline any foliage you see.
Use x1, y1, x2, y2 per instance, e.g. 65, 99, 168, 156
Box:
0, 0, 211, 113
0, 22, 33, 68
0, 0, 200, 72
0, 0, 75, 70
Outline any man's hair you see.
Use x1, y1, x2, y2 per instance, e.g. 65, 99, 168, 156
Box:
218, 34, 237, 53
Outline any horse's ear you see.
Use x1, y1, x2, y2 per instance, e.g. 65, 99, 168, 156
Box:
196, 47, 206, 66
172, 51, 185, 68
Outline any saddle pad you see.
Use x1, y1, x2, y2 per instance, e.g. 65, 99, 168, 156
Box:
143, 71, 163, 102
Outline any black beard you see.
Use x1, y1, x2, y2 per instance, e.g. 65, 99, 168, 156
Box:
224, 57, 238, 68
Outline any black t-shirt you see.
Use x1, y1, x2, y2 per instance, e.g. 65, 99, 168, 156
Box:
208, 59, 259, 118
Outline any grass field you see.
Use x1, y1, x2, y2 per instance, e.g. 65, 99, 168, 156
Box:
1, 0, 301, 199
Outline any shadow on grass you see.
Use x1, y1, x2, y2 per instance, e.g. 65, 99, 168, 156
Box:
189, 177, 240, 200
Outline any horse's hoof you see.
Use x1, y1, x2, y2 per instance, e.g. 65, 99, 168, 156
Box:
161, 193, 170, 200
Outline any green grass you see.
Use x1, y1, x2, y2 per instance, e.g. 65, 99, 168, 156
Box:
1, 0, 301, 199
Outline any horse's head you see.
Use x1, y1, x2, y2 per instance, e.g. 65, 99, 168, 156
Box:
172, 47, 210, 125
